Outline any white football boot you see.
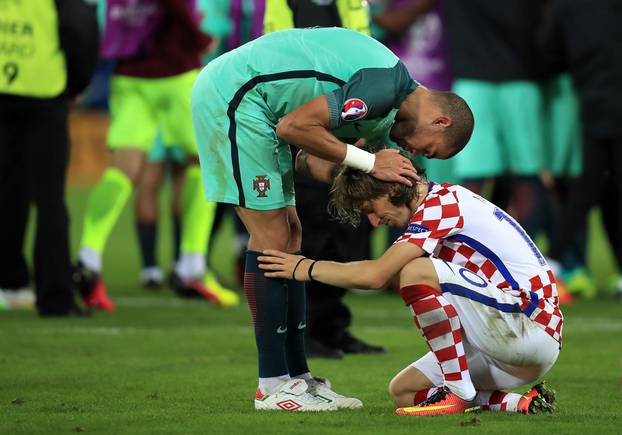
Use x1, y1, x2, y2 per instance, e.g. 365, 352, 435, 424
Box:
254, 379, 338, 411
308, 377, 363, 409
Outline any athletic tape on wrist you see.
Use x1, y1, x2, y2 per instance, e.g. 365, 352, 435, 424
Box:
343, 144, 375, 173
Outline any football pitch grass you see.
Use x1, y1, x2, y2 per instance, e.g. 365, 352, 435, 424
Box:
1, 187, 621, 434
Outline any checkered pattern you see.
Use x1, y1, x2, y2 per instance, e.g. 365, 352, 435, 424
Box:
402, 284, 474, 399
478, 391, 521, 412
395, 183, 563, 344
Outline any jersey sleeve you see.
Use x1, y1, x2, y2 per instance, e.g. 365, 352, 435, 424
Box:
325, 61, 419, 129
393, 185, 464, 255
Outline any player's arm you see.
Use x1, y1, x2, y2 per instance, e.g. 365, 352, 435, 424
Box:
258, 242, 425, 289
276, 67, 419, 185
295, 150, 340, 184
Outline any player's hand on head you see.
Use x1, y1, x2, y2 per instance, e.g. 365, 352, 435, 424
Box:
370, 149, 419, 186
258, 250, 312, 281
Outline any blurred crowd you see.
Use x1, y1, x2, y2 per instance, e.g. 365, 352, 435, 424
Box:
1, 0, 621, 354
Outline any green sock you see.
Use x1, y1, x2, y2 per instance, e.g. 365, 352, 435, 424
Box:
80, 168, 133, 254
180, 165, 217, 256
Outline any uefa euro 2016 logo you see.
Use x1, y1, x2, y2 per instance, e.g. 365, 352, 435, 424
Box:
253, 175, 270, 198
341, 98, 368, 121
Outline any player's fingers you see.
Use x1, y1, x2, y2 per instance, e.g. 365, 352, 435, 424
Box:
257, 255, 285, 265
394, 175, 413, 186
264, 271, 287, 278
257, 263, 284, 271
400, 167, 419, 179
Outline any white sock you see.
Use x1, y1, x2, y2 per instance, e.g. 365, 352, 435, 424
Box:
175, 253, 205, 280
79, 247, 102, 272
259, 375, 291, 395
140, 267, 163, 282
293, 372, 313, 383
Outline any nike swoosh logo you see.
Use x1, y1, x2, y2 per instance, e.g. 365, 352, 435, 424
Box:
297, 322, 306, 330
276, 326, 287, 334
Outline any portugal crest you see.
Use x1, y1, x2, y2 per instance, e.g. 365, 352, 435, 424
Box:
253, 175, 270, 198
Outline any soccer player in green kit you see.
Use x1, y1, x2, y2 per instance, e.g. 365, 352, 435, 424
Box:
191, 27, 474, 411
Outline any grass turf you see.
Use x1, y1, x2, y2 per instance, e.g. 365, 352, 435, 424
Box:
1, 187, 621, 434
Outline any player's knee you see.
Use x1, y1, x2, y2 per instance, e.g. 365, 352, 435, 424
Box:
388, 374, 412, 407
399, 257, 440, 289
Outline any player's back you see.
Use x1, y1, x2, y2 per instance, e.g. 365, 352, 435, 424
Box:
198, 27, 399, 119
443, 184, 554, 295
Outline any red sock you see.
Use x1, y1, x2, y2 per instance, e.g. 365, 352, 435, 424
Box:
400, 284, 475, 400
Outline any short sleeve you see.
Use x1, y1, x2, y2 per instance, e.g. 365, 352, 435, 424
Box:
326, 61, 418, 129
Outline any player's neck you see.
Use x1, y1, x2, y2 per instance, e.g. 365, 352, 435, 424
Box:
410, 181, 429, 212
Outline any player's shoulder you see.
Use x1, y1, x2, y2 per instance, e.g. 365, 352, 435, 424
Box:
410, 182, 463, 221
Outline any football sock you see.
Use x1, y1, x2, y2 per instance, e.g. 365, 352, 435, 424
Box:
175, 253, 205, 280
259, 374, 291, 395
400, 284, 476, 401
172, 214, 181, 262
78, 247, 101, 272
245, 250, 289, 380
136, 221, 157, 268
79, 168, 133, 271
475, 390, 522, 412
284, 275, 310, 377
412, 387, 441, 405
179, 165, 216, 257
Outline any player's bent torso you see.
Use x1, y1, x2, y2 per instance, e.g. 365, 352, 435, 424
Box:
195, 27, 399, 122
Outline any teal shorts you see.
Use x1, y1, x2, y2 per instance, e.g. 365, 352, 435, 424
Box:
452, 79, 545, 179
191, 61, 295, 211
146, 132, 188, 164
542, 74, 582, 176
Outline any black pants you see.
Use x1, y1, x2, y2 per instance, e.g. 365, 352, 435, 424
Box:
296, 180, 371, 345
0, 95, 74, 314
549, 133, 622, 268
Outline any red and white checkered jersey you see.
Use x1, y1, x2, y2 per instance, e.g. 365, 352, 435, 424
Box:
394, 183, 563, 344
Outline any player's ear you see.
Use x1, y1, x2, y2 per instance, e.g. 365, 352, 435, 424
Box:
433, 115, 451, 128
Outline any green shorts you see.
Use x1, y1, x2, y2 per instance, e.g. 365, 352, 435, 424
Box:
542, 74, 582, 176
108, 70, 200, 155
191, 62, 295, 211
146, 132, 188, 164
452, 79, 545, 179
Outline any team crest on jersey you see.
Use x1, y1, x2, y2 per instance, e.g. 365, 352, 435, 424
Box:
341, 98, 368, 122
406, 223, 429, 234
253, 175, 270, 198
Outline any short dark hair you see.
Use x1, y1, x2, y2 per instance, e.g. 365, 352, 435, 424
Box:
328, 167, 426, 227
433, 91, 474, 157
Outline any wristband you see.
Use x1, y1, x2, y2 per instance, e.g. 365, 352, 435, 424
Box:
292, 257, 307, 281
307, 260, 318, 282
343, 144, 375, 173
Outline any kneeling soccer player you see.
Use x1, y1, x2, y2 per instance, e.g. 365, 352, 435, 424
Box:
259, 167, 562, 415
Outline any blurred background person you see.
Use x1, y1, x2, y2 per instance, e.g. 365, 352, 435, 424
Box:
133, 133, 186, 290
540, 0, 622, 298
540, 72, 594, 300
0, 0, 99, 315
264, 0, 385, 359
441, 0, 549, 239
72, 0, 220, 312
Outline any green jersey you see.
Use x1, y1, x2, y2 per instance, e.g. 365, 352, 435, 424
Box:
192, 27, 419, 210
194, 27, 418, 140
